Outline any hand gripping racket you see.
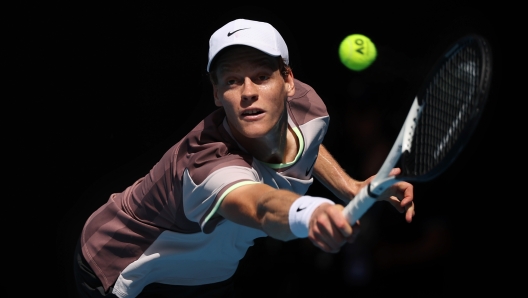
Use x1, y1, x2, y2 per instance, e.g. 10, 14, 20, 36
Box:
342, 34, 493, 224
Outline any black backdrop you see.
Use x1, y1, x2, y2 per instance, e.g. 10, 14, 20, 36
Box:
29, 2, 510, 297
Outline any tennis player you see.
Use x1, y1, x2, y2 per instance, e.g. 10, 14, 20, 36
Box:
73, 18, 415, 298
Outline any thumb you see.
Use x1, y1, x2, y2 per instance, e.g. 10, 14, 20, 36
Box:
347, 223, 361, 243
389, 168, 401, 176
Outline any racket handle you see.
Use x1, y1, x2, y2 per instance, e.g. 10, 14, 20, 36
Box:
342, 185, 376, 224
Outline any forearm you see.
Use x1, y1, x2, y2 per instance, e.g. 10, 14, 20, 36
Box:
256, 188, 301, 241
219, 184, 337, 242
256, 189, 336, 241
218, 181, 354, 252
313, 144, 361, 203
218, 184, 301, 241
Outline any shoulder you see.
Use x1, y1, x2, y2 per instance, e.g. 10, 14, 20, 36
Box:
287, 79, 328, 124
290, 79, 316, 99
177, 109, 255, 184
289, 79, 326, 108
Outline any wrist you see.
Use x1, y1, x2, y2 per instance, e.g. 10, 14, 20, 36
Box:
288, 196, 335, 238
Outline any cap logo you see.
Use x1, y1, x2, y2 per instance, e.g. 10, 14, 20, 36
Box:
227, 28, 249, 37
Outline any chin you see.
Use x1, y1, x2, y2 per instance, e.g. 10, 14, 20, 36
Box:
231, 122, 272, 140
242, 132, 267, 139
240, 127, 270, 139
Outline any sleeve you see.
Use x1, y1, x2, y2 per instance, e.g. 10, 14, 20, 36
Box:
182, 165, 261, 233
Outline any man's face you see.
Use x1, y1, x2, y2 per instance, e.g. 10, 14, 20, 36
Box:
212, 46, 295, 139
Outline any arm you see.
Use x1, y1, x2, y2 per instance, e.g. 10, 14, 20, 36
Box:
313, 144, 362, 203
217, 183, 299, 241
216, 183, 356, 253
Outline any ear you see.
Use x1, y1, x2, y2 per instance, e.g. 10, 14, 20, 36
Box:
285, 71, 295, 97
212, 85, 222, 107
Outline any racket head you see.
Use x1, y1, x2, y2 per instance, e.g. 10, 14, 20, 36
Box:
399, 34, 493, 182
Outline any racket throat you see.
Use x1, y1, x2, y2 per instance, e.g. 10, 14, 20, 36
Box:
402, 97, 423, 153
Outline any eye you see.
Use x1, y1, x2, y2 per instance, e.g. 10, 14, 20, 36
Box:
227, 79, 237, 85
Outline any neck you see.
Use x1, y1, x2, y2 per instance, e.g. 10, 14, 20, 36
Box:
232, 112, 298, 164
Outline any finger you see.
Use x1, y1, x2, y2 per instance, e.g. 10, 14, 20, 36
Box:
310, 238, 337, 253
347, 223, 361, 243
389, 167, 401, 176
395, 183, 415, 222
312, 206, 353, 251
387, 181, 413, 204
310, 213, 344, 252
398, 182, 414, 206
328, 205, 353, 238
386, 195, 405, 212
310, 222, 342, 253
405, 202, 415, 223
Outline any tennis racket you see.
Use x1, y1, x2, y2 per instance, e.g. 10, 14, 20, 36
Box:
342, 34, 493, 224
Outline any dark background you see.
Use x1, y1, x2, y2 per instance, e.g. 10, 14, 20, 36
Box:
28, 1, 510, 297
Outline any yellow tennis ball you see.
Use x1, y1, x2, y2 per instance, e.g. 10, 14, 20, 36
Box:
339, 34, 377, 71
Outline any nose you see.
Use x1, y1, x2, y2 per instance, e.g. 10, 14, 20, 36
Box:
241, 77, 258, 102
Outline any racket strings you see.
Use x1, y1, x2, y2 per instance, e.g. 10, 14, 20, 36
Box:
402, 37, 488, 178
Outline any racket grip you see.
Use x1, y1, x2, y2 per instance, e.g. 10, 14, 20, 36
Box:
342, 185, 376, 224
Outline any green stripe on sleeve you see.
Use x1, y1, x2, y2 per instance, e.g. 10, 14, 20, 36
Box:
203, 181, 261, 224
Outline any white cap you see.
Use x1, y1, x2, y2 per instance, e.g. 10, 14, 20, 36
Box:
207, 19, 289, 72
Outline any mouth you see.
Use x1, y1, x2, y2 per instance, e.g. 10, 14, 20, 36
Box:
241, 108, 265, 120
241, 109, 264, 116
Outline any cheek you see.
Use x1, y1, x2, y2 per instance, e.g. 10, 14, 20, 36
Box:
218, 93, 236, 108
214, 97, 222, 107
268, 86, 288, 109
217, 93, 240, 116
215, 88, 234, 107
